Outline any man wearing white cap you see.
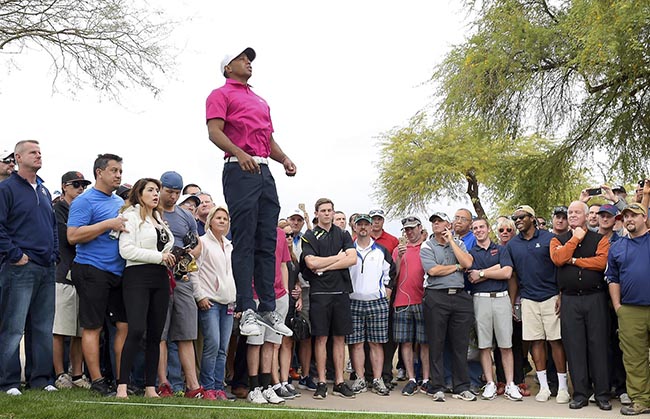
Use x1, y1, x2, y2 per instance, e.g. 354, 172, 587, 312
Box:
205, 47, 295, 338
0, 150, 15, 182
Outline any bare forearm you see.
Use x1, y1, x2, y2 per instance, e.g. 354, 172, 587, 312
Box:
269, 136, 289, 164
608, 283, 622, 309
67, 223, 111, 245
305, 255, 341, 270
427, 264, 458, 277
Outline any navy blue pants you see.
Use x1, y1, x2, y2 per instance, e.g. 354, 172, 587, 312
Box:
223, 162, 279, 313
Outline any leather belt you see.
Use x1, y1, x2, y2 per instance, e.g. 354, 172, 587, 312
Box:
473, 291, 509, 298
431, 288, 464, 295
225, 156, 269, 165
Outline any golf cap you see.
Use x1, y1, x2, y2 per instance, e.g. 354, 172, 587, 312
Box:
220, 47, 256, 78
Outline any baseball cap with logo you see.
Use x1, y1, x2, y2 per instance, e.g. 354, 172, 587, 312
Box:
597, 204, 620, 218
354, 214, 372, 224
287, 209, 305, 219
220, 47, 256, 78
553, 206, 568, 216
429, 212, 451, 223
61, 171, 91, 186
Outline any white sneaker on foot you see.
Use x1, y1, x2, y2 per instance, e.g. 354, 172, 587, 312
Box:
247, 387, 267, 404
256, 311, 293, 337
240, 309, 262, 336
55, 373, 73, 389
556, 388, 570, 404
505, 383, 523, 401
481, 382, 497, 400
6, 388, 22, 396
44, 385, 58, 392
536, 387, 551, 402
262, 386, 285, 404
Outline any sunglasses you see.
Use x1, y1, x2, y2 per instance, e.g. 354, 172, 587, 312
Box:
498, 228, 513, 233
65, 181, 88, 189
285, 232, 294, 238
1, 157, 15, 165
511, 214, 529, 222
401, 216, 420, 225
538, 221, 546, 226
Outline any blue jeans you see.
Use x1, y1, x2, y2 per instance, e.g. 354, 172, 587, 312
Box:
198, 303, 233, 390
166, 340, 184, 391
0, 262, 55, 390
223, 163, 279, 313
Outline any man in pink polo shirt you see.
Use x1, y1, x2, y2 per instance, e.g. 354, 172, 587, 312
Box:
205, 47, 295, 338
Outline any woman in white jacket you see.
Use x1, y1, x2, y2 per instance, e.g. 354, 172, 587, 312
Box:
189, 204, 236, 400
116, 178, 175, 398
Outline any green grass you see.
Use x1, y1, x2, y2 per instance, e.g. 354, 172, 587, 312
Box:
0, 389, 466, 419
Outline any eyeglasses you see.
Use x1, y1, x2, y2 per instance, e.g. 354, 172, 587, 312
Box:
1, 157, 15, 164
285, 232, 294, 238
511, 214, 529, 222
65, 181, 88, 189
454, 216, 470, 222
498, 228, 513, 233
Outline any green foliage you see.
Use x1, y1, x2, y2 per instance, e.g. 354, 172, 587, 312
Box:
438, 0, 650, 176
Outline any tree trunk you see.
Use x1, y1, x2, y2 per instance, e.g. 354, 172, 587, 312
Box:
465, 169, 486, 219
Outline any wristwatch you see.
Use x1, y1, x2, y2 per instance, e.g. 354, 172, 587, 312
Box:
479, 270, 485, 278
571, 257, 577, 265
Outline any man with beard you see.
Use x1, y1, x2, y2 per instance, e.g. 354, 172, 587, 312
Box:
506, 205, 569, 404
606, 201, 650, 416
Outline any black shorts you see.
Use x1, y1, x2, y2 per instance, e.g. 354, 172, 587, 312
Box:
309, 293, 352, 337
72, 263, 126, 329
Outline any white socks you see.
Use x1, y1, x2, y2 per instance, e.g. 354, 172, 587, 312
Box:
536, 370, 549, 389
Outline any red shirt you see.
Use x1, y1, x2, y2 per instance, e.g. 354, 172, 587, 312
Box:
373, 230, 399, 254
391, 243, 425, 306
205, 79, 274, 158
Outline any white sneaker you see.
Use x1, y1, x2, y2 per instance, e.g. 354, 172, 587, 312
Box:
556, 388, 570, 404
620, 393, 633, 405
504, 383, 523, 401
6, 388, 22, 396
536, 387, 551, 402
72, 375, 91, 389
262, 386, 285, 404
481, 382, 497, 400
247, 387, 268, 404
55, 373, 73, 389
43, 385, 58, 392
256, 311, 293, 337
240, 309, 262, 336
431, 390, 446, 402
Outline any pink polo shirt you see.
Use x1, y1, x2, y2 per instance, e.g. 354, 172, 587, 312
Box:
205, 79, 274, 158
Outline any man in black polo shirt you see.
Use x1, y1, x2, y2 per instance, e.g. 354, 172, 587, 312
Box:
300, 198, 357, 400
466, 218, 522, 402
550, 201, 611, 411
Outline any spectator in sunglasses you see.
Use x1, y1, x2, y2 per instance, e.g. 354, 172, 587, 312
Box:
495, 218, 517, 246
0, 150, 15, 182
536, 217, 548, 230
52, 171, 91, 390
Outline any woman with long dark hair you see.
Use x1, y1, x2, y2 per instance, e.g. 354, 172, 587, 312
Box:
116, 178, 175, 398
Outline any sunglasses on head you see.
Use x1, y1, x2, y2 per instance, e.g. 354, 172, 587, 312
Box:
1, 157, 15, 165
65, 181, 87, 189
511, 214, 529, 222
401, 216, 419, 224
285, 232, 294, 238
498, 228, 513, 233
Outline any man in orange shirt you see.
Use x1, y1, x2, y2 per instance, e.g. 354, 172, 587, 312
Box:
550, 201, 611, 411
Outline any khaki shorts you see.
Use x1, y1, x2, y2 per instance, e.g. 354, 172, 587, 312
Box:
53, 282, 82, 337
521, 296, 561, 341
473, 294, 512, 349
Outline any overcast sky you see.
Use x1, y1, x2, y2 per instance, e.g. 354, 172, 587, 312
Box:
0, 0, 469, 235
